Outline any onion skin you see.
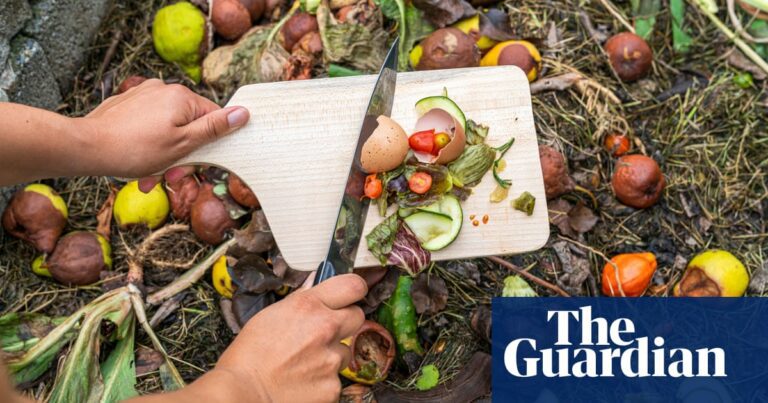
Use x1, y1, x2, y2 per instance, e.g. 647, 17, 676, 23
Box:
190, 183, 238, 245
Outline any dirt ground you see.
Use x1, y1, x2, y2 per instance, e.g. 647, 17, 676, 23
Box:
0, 0, 766, 398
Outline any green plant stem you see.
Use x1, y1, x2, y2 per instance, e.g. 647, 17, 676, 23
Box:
688, 0, 768, 74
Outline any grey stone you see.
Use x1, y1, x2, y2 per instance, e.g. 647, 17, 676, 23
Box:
0, 39, 9, 70
24, 0, 113, 93
0, 0, 32, 42
0, 89, 8, 102
0, 36, 61, 110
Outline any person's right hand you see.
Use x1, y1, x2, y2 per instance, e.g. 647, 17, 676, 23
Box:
183, 274, 367, 403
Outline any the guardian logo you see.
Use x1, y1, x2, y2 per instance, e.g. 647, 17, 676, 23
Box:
504, 306, 726, 378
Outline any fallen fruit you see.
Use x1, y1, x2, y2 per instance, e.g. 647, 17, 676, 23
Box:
116, 75, 148, 94
539, 145, 575, 200
601, 252, 657, 297
227, 174, 259, 209
414, 28, 481, 70
279, 12, 319, 52
167, 175, 200, 220
452, 14, 497, 51
47, 231, 112, 286
212, 0, 252, 40
611, 154, 665, 209
378, 275, 423, 356
212, 255, 235, 298
480, 40, 542, 82
364, 174, 383, 199
238, 0, 265, 21
152, 1, 207, 83
114, 181, 170, 229
340, 320, 396, 385
31, 255, 52, 277
603, 133, 631, 157
604, 32, 653, 82
674, 250, 749, 297
2, 184, 68, 253
190, 183, 238, 245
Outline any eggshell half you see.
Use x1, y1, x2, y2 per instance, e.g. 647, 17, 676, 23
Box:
360, 116, 409, 173
412, 109, 466, 164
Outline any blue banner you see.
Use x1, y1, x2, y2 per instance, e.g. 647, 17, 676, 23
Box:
491, 298, 768, 403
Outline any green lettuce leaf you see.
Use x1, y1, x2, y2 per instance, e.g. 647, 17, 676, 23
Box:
374, 0, 434, 70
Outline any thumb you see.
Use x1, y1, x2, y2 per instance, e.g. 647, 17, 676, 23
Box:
182, 106, 250, 146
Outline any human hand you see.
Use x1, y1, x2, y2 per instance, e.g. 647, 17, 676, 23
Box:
79, 79, 249, 180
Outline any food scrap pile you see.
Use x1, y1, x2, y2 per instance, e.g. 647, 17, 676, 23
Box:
1, 0, 767, 401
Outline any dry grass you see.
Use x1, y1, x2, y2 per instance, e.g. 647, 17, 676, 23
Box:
1, 0, 766, 396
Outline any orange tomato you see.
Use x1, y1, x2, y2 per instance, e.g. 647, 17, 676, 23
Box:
364, 174, 383, 199
602, 252, 657, 297
603, 133, 631, 157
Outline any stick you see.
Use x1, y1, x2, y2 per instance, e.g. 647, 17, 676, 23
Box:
597, 0, 635, 33
689, 0, 768, 74
486, 256, 571, 297
146, 238, 235, 305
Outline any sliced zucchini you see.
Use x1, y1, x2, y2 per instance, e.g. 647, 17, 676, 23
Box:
415, 96, 466, 131
405, 195, 463, 251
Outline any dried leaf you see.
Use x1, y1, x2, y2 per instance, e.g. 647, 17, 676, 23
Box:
232, 290, 275, 327
361, 268, 399, 314
317, 2, 389, 72
230, 255, 283, 294
547, 198, 575, 237
478, 9, 515, 42
232, 211, 275, 255
551, 241, 591, 295
96, 189, 116, 241
567, 203, 598, 233
413, 0, 475, 28
470, 305, 491, 342
749, 262, 768, 294
135, 346, 164, 376
410, 273, 448, 314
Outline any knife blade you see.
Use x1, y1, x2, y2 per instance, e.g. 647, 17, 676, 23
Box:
313, 38, 399, 285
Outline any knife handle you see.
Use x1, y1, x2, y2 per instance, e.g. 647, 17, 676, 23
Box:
313, 260, 337, 285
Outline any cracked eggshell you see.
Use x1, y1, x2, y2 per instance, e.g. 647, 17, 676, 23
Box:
360, 116, 409, 174
412, 109, 466, 164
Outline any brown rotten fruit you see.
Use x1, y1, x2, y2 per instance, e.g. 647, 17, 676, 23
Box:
190, 183, 237, 245
339, 320, 396, 385
227, 175, 259, 209
415, 28, 480, 70
279, 12, 319, 52
212, 0, 252, 41
167, 175, 200, 220
117, 75, 147, 94
47, 231, 112, 286
604, 32, 653, 82
539, 145, 575, 200
238, 0, 265, 21
611, 154, 665, 209
2, 184, 68, 253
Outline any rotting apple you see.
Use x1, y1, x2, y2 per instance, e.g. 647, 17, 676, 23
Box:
340, 320, 396, 385
190, 183, 238, 245
413, 28, 481, 70
212, 0, 252, 41
279, 12, 319, 51
538, 145, 575, 200
46, 231, 112, 286
604, 32, 653, 82
2, 184, 68, 253
167, 175, 200, 220
481, 40, 542, 82
674, 250, 749, 297
611, 154, 665, 209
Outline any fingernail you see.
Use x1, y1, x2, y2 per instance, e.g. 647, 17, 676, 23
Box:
226, 106, 249, 128
164, 167, 186, 184
138, 176, 159, 193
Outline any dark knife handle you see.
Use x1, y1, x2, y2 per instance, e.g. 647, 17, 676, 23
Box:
313, 260, 337, 285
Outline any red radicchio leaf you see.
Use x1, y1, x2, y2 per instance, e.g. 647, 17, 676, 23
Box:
388, 221, 431, 276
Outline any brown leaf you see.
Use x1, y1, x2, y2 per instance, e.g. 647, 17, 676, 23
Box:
135, 346, 164, 376
551, 241, 591, 295
470, 305, 491, 343
361, 268, 399, 314
547, 198, 575, 237
749, 262, 768, 294
567, 203, 598, 233
232, 289, 275, 327
96, 188, 116, 241
231, 255, 283, 294
413, 0, 475, 28
410, 272, 449, 314
354, 267, 389, 289
232, 210, 275, 255
478, 9, 514, 42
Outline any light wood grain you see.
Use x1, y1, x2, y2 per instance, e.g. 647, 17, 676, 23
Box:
174, 66, 549, 271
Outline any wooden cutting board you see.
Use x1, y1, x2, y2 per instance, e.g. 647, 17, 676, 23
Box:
175, 66, 549, 271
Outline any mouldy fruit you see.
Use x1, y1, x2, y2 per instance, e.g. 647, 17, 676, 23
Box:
117, 75, 148, 94
603, 133, 631, 157
481, 40, 542, 82
212, 255, 235, 298
611, 155, 665, 209
414, 28, 481, 71
31, 255, 52, 277
239, 0, 266, 21
452, 15, 497, 51
190, 183, 238, 245
152, 1, 207, 83
2, 184, 68, 253
604, 32, 653, 82
279, 12, 319, 52
538, 145, 575, 200
47, 232, 112, 286
227, 175, 259, 209
114, 181, 170, 229
340, 320, 396, 385
212, 0, 252, 41
602, 252, 657, 297
167, 175, 199, 220
674, 250, 749, 297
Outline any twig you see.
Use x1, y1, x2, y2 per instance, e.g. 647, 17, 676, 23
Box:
127, 224, 191, 286
96, 26, 124, 82
486, 256, 571, 297
727, 0, 768, 43
596, 0, 635, 33
689, 0, 768, 75
578, 11, 608, 42
530, 72, 584, 94
149, 293, 185, 328
147, 238, 235, 305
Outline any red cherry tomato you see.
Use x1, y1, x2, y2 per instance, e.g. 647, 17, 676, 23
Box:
408, 172, 433, 194
409, 129, 436, 154
364, 174, 383, 199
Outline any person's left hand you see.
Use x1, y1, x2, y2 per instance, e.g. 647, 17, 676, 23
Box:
79, 79, 249, 184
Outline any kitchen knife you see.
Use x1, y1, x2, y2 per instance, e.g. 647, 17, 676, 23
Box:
313, 38, 399, 284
